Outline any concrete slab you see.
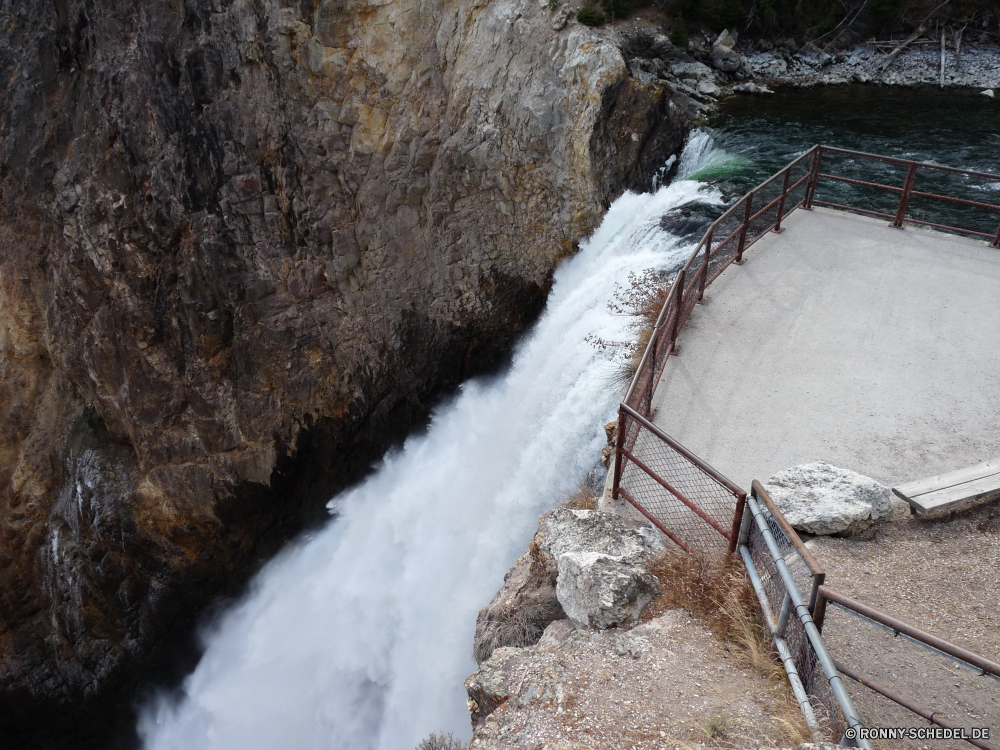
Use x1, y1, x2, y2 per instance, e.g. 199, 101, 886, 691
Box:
650, 207, 1000, 490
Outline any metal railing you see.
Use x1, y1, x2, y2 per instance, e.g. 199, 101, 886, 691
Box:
607, 145, 1000, 746
612, 144, 1000, 554
747, 482, 1000, 750
741, 482, 872, 748
814, 588, 1000, 750
807, 146, 1000, 245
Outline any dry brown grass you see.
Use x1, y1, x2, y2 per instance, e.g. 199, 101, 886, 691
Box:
646, 548, 814, 747
561, 484, 598, 511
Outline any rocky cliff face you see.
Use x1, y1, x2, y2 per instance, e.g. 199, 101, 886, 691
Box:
0, 0, 693, 745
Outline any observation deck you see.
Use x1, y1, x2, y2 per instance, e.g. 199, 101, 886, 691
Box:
649, 205, 1000, 489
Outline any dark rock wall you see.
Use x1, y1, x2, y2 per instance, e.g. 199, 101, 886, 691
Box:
0, 0, 694, 745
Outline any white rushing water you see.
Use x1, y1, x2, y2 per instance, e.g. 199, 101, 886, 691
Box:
139, 137, 722, 750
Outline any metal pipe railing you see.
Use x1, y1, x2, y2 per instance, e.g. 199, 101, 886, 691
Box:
744, 494, 873, 750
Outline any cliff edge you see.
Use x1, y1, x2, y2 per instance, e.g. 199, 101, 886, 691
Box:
0, 1, 693, 745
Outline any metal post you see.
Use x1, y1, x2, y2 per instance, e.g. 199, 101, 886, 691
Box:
808, 571, 826, 615
813, 588, 829, 633
667, 267, 685, 355
777, 592, 793, 637
992, 223, 1000, 248
735, 192, 754, 264
612, 406, 626, 501
774, 168, 791, 233
727, 491, 746, 555
805, 148, 824, 209
893, 163, 919, 228
697, 229, 712, 303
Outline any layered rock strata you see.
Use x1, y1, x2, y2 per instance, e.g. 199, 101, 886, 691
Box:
0, 1, 694, 745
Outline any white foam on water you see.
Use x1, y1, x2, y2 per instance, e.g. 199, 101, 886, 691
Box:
138, 140, 720, 750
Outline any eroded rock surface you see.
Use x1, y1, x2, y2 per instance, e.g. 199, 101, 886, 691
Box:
765, 462, 894, 536
0, 1, 694, 744
474, 508, 664, 664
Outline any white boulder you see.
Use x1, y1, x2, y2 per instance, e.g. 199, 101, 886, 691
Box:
555, 551, 661, 629
764, 461, 893, 535
541, 509, 664, 629
710, 30, 742, 72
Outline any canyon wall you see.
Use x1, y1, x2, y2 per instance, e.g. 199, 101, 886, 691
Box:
0, 0, 692, 745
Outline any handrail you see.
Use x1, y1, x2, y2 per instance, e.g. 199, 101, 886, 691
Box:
815, 586, 1000, 679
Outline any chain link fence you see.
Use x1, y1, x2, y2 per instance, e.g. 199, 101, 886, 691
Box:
817, 595, 1000, 750
611, 145, 1000, 748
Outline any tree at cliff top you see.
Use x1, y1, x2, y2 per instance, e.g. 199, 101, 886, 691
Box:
662, 0, 997, 44
0, 0, 695, 747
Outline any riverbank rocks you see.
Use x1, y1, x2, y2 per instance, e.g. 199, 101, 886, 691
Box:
765, 462, 894, 536
473, 509, 665, 663
710, 30, 742, 72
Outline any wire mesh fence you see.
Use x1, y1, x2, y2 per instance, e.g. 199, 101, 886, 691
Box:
743, 491, 849, 741
616, 408, 741, 556
819, 601, 1000, 750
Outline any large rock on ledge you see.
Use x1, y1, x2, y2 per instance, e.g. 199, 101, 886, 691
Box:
765, 462, 894, 535
474, 509, 664, 663
0, 1, 695, 745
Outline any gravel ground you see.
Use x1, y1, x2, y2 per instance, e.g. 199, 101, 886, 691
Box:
803, 501, 1000, 749
467, 610, 814, 750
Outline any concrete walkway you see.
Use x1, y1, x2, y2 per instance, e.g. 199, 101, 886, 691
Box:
650, 207, 1000, 490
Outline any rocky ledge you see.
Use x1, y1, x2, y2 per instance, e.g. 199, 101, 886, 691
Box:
465, 507, 828, 749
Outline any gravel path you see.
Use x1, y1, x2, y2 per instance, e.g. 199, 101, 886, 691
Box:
804, 502, 1000, 749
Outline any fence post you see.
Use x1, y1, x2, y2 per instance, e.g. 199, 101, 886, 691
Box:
805, 148, 824, 209
612, 406, 626, 500
994, 223, 1000, 248
697, 230, 712, 302
735, 192, 754, 264
667, 267, 685, 354
893, 163, 919, 228
727, 491, 746, 555
812, 588, 829, 633
774, 168, 791, 233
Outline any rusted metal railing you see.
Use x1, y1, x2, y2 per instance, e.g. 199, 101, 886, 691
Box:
612, 145, 1000, 557
808, 146, 1000, 244
609, 146, 1000, 746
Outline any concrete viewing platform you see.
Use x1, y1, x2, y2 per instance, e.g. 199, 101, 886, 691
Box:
650, 207, 1000, 491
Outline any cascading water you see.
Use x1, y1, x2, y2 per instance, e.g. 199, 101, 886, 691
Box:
138, 137, 724, 750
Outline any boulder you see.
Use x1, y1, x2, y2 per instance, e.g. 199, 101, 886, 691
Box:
765, 462, 894, 536
710, 30, 742, 72
670, 60, 714, 81
541, 509, 664, 628
697, 79, 722, 97
733, 82, 774, 95
473, 508, 664, 662
556, 551, 661, 628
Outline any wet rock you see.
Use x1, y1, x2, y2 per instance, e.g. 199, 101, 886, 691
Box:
983, 89, 996, 97
733, 82, 774, 94
765, 462, 894, 536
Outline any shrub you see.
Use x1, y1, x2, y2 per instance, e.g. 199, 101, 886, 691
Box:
669, 12, 689, 46
414, 732, 466, 750
601, 0, 635, 20
577, 4, 606, 25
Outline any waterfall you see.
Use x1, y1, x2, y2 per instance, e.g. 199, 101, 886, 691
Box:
138, 139, 721, 750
